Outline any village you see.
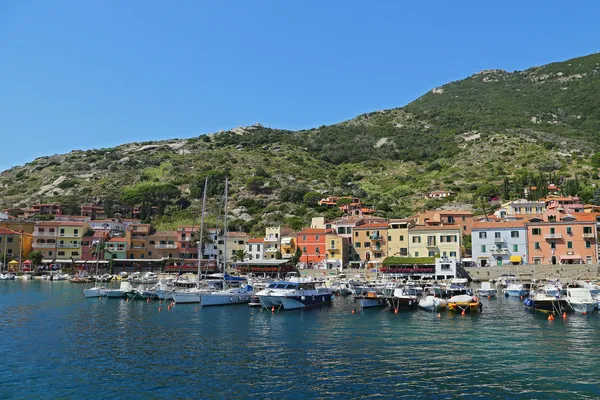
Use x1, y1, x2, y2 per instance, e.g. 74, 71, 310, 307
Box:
1, 192, 599, 277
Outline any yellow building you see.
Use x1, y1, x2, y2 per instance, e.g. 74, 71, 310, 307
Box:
325, 234, 348, 268
33, 221, 88, 260
408, 225, 461, 259
280, 235, 297, 259
218, 232, 249, 267
0, 228, 33, 269
387, 219, 412, 257
352, 222, 389, 267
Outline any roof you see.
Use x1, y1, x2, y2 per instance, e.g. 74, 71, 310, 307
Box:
435, 210, 474, 216
570, 213, 599, 222
225, 231, 249, 237
0, 227, 20, 235
149, 230, 178, 236
297, 228, 327, 234
108, 238, 127, 243
33, 221, 87, 226
409, 225, 461, 232
247, 238, 264, 243
354, 222, 389, 229
472, 221, 527, 229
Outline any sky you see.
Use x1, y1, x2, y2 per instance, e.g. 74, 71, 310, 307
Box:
1, 1, 599, 171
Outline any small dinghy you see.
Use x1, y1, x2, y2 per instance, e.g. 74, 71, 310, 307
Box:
447, 294, 482, 314
418, 295, 447, 311
476, 282, 497, 298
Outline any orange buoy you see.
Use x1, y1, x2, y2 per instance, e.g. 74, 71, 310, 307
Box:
158, 307, 162, 312
271, 306, 275, 312
146, 298, 150, 303
583, 312, 587, 315
394, 308, 398, 314
487, 296, 491, 300
437, 313, 441, 318
159, 300, 162, 304
461, 310, 466, 316
548, 314, 554, 321
520, 296, 524, 300
352, 308, 356, 314
562, 312, 567, 319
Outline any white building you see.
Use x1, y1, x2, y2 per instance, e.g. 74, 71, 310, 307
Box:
88, 219, 125, 234
471, 220, 528, 267
245, 238, 264, 261
264, 226, 294, 259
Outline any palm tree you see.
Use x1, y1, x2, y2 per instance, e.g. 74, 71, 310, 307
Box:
90, 241, 112, 275
192, 228, 214, 255
231, 249, 252, 264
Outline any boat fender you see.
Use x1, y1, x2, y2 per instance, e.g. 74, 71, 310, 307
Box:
301, 296, 306, 301
229, 297, 233, 302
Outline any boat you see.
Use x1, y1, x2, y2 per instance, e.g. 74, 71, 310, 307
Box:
576, 281, 600, 297
354, 286, 387, 309
200, 283, 253, 306
566, 288, 596, 314
476, 282, 497, 298
418, 295, 447, 311
0, 273, 16, 280
130, 272, 159, 285
104, 282, 134, 298
256, 280, 334, 310
543, 282, 563, 298
387, 287, 419, 311
447, 294, 482, 314
524, 290, 569, 314
504, 282, 528, 297
331, 280, 353, 296
83, 286, 106, 298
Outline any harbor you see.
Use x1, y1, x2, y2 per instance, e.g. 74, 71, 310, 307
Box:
2, 278, 600, 399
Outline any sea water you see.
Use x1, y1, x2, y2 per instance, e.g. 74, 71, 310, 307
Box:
1, 281, 600, 399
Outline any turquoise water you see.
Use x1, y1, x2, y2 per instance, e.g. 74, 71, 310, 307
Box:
1, 281, 600, 399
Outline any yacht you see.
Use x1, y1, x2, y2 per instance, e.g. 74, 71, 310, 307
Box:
83, 286, 106, 298
566, 288, 596, 314
388, 287, 419, 310
104, 282, 134, 298
200, 283, 253, 306
256, 280, 333, 310
504, 282, 528, 297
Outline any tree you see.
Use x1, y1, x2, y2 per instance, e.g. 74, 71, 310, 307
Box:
29, 251, 43, 267
90, 241, 111, 275
231, 249, 252, 263
245, 176, 265, 194
474, 184, 500, 200
290, 248, 303, 268
592, 152, 600, 167
279, 185, 308, 203
192, 228, 214, 255
275, 251, 283, 260
591, 188, 600, 205
502, 177, 510, 200
303, 192, 322, 207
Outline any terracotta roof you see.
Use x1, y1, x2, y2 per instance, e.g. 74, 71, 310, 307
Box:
108, 238, 126, 242
297, 228, 327, 235
472, 221, 527, 229
409, 225, 461, 232
436, 211, 474, 216
571, 213, 599, 222
225, 231, 249, 237
33, 221, 87, 227
354, 222, 389, 229
0, 227, 20, 235
247, 238, 264, 243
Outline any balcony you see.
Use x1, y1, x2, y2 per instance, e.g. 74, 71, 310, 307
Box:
494, 237, 504, 243
426, 242, 437, 248
155, 244, 178, 249
33, 242, 56, 248
545, 233, 563, 240
57, 243, 81, 248
370, 234, 383, 240
265, 247, 279, 253
58, 233, 82, 238
264, 236, 279, 242
327, 246, 340, 251
583, 232, 596, 239
34, 231, 57, 237
491, 248, 510, 255
130, 245, 146, 249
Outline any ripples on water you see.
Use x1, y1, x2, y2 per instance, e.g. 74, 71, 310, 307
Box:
2, 282, 600, 399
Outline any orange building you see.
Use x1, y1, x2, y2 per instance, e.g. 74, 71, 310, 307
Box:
126, 224, 151, 259
296, 228, 329, 267
526, 213, 597, 265
352, 222, 389, 266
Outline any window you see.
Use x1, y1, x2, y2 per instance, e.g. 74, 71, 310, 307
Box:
148, 251, 152, 256
150, 240, 155, 245
462, 216, 466, 222
375, 252, 381, 258
463, 226, 466, 231
388, 236, 392, 241
303, 235, 307, 241
330, 252, 335, 258
48, 251, 53, 256
511, 231, 519, 238
442, 251, 447, 256
338, 227, 346, 234
60, 229, 65, 235
550, 228, 555, 234
181, 233, 186, 239
112, 254, 117, 259
532, 228, 541, 235
315, 235, 319, 241
414, 252, 419, 257
584, 226, 592, 234
74, 229, 78, 235
428, 251, 435, 257
302, 246, 307, 252
450, 251, 456, 257
364, 242, 370, 247
366, 231, 370, 237
355, 242, 361, 248
7, 237, 13, 243
72, 252, 79, 256
586, 240, 591, 249
355, 232, 358, 237
315, 247, 320, 253
534, 242, 540, 250
495, 232, 501, 239
400, 248, 408, 256
567, 241, 573, 249
399, 235, 404, 241
58, 251, 65, 256
550, 242, 556, 250
481, 245, 486, 252
248, 245, 252, 251
479, 232, 487, 239
566, 227, 572, 235
513, 244, 518, 252
448, 216, 455, 223
412, 236, 421, 243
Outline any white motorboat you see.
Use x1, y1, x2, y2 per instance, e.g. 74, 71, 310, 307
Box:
256, 280, 334, 310
418, 295, 447, 311
576, 281, 600, 297
543, 283, 562, 298
504, 283, 527, 297
566, 288, 596, 314
104, 282, 133, 298
201, 285, 253, 306
0, 273, 16, 280
84, 286, 106, 298
476, 282, 497, 298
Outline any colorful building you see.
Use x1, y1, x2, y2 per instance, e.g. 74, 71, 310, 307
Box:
387, 219, 412, 257
105, 238, 127, 260
471, 220, 528, 267
218, 232, 250, 267
81, 230, 110, 261
0, 228, 33, 268
126, 224, 151, 259
176, 226, 198, 259
408, 225, 461, 259
246, 238, 264, 261
280, 235, 296, 259
264, 226, 294, 259
526, 213, 597, 265
33, 221, 88, 260
148, 231, 178, 259
324, 234, 348, 268
296, 228, 328, 267
352, 222, 388, 267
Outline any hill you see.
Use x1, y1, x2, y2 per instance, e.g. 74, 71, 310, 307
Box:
2, 52, 600, 235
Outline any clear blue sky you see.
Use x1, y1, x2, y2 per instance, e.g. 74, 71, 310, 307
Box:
1, 0, 598, 171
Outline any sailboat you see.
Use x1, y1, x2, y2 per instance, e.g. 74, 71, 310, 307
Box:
172, 178, 212, 304
200, 177, 253, 306
83, 239, 107, 298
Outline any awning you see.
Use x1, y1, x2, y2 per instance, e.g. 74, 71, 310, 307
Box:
560, 255, 582, 260
8, 260, 19, 265
510, 256, 522, 263
281, 238, 292, 244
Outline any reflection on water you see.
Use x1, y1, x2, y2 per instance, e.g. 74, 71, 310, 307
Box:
1, 281, 600, 398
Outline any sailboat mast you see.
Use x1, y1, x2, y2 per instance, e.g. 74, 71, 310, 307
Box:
197, 177, 208, 283
223, 177, 228, 274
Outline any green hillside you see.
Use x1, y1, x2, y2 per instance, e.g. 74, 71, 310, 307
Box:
2, 52, 600, 235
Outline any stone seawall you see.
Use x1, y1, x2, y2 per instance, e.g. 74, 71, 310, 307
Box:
464, 264, 600, 281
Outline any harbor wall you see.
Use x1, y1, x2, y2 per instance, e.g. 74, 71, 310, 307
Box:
463, 264, 600, 281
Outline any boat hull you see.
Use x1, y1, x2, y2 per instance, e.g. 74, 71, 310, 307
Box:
447, 302, 482, 313
570, 302, 596, 314
259, 293, 333, 310
477, 289, 497, 298
172, 291, 202, 304
104, 289, 126, 298
201, 293, 251, 307
524, 298, 569, 314
358, 298, 387, 308
505, 289, 528, 297
84, 287, 105, 298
